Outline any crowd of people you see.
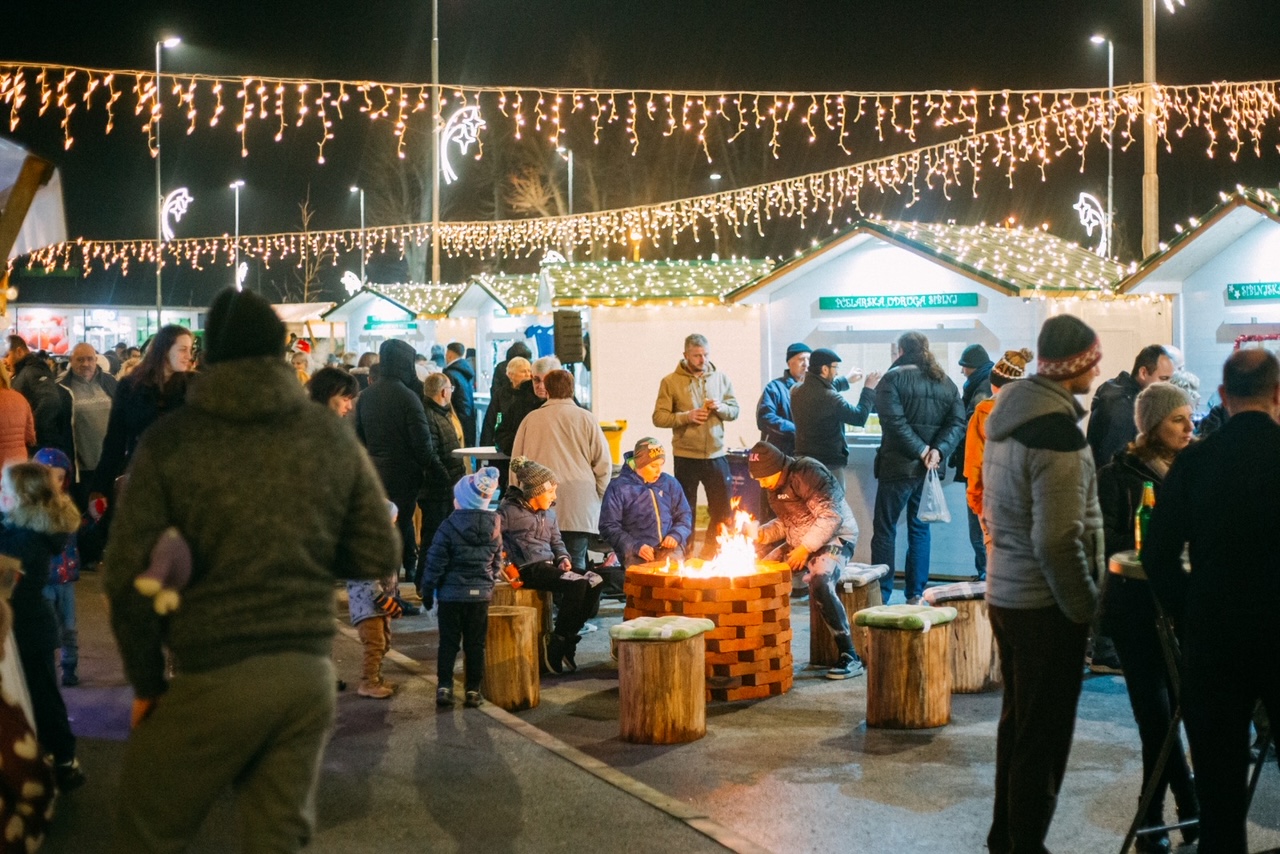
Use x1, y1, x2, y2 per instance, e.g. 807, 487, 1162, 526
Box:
0, 291, 1274, 853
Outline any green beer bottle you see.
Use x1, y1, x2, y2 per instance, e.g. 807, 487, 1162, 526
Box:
1134, 481, 1156, 557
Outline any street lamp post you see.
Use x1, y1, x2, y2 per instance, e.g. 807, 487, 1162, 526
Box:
350, 186, 366, 285
230, 180, 244, 290
1091, 35, 1115, 258
430, 0, 441, 286
154, 36, 180, 329
556, 147, 574, 216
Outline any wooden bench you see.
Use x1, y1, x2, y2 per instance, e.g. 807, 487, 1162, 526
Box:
853, 604, 957, 729
609, 616, 715, 744
923, 581, 1001, 693
481, 605, 540, 712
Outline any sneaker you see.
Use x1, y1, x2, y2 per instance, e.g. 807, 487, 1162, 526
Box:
905, 596, 923, 606
464, 690, 484, 708
826, 652, 865, 680
357, 680, 394, 699
542, 634, 566, 675
1088, 651, 1124, 675
562, 640, 579, 673
61, 671, 79, 687
436, 686, 455, 707
55, 758, 86, 791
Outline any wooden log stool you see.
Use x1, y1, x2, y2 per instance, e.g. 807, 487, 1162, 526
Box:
809, 562, 889, 667
492, 582, 552, 647
853, 604, 958, 729
923, 581, 1001, 693
481, 605, 540, 712
609, 616, 715, 744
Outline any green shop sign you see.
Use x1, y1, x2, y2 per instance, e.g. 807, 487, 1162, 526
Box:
819, 292, 980, 311
363, 317, 418, 331
1226, 282, 1280, 301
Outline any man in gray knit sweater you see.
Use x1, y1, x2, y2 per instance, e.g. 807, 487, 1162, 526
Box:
104, 289, 400, 853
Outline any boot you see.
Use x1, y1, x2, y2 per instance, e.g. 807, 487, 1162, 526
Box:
561, 636, 580, 673
543, 634, 568, 675
358, 679, 394, 699
357, 620, 395, 698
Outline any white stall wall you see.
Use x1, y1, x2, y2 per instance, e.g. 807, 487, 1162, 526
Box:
590, 303, 765, 458
1043, 297, 1173, 412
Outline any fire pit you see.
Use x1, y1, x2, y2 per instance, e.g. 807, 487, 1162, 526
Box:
622, 508, 793, 701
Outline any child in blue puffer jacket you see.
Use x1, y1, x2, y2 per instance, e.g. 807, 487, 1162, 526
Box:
420, 467, 503, 709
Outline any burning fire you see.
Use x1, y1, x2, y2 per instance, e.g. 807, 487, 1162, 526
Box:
664, 499, 762, 578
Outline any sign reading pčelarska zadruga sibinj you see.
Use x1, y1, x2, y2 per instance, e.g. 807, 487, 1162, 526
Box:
818, 293, 980, 311
1226, 282, 1280, 302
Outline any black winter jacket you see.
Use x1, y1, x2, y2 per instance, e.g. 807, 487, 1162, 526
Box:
91, 372, 189, 495
12, 354, 69, 454
791, 372, 875, 468
3, 523, 69, 655
355, 340, 443, 498
420, 508, 503, 603
419, 398, 465, 503
950, 362, 993, 483
1086, 372, 1140, 469
1096, 450, 1163, 558
480, 357, 516, 445
873, 359, 964, 481
494, 380, 542, 455
443, 357, 477, 446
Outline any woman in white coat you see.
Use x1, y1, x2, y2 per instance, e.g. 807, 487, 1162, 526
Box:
510, 369, 611, 570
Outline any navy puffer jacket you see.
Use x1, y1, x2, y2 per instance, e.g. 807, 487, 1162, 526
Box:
598, 460, 693, 568
419, 509, 503, 602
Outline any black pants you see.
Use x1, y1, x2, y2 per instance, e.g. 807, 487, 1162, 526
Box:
987, 604, 1090, 854
1181, 624, 1280, 854
14, 623, 76, 765
519, 561, 601, 641
414, 495, 452, 587
673, 456, 732, 547
437, 601, 488, 692
1101, 576, 1197, 829
388, 491, 418, 581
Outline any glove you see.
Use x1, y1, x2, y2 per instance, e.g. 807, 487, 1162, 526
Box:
419, 590, 434, 612
374, 591, 404, 618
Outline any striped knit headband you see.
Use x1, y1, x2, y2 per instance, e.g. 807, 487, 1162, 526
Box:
1037, 338, 1102, 380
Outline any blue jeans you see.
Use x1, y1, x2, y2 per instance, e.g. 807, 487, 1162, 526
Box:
870, 476, 931, 601
561, 531, 591, 572
967, 506, 987, 578
807, 550, 855, 657
41, 583, 78, 675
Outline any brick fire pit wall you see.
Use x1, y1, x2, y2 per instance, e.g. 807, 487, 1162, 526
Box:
623, 560, 793, 702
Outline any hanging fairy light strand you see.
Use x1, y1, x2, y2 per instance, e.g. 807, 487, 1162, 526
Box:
0, 59, 1175, 161
14, 75, 1280, 273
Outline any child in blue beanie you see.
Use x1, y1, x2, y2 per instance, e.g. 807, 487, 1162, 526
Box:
420, 467, 503, 708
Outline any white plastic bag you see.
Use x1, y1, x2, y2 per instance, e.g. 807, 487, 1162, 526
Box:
917, 468, 951, 524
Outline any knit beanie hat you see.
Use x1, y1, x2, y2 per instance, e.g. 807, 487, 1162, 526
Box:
511, 457, 557, 496
748, 441, 788, 479
808, 348, 842, 374
204, 288, 286, 364
633, 438, 665, 469
454, 467, 500, 510
1036, 315, 1101, 380
959, 344, 991, 368
785, 342, 812, 361
1134, 382, 1192, 439
992, 348, 1034, 384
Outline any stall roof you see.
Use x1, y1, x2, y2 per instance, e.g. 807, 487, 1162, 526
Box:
542, 259, 773, 306
463, 272, 544, 314
273, 302, 336, 323
1117, 188, 1280, 293
342, 282, 470, 318
727, 218, 1127, 302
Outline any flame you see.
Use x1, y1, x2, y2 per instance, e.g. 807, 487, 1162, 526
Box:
668, 498, 763, 578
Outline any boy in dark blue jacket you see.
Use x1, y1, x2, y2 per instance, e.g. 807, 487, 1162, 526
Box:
599, 438, 693, 568
420, 467, 502, 708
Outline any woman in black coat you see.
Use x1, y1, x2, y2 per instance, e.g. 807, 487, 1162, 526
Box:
416, 372, 466, 585
1097, 383, 1199, 852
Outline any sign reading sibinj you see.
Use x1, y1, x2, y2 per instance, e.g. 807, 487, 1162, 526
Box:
1226, 282, 1280, 301
819, 293, 980, 311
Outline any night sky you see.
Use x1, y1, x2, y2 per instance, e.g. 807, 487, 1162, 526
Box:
7, 0, 1280, 305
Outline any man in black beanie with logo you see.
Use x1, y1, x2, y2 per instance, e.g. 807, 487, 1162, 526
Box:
791, 347, 880, 495
748, 440, 864, 680
104, 288, 400, 852
981, 314, 1104, 854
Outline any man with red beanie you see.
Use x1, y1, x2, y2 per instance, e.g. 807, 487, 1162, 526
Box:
981, 314, 1104, 854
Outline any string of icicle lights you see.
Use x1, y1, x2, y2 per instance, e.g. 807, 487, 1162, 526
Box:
6, 61, 1277, 161
15, 77, 1280, 273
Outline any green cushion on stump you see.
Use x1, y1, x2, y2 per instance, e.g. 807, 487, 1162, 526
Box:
852, 604, 958, 631
609, 616, 717, 641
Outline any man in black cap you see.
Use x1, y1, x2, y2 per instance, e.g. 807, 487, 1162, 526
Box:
952, 343, 994, 581
756, 342, 811, 455
749, 440, 864, 680
791, 347, 880, 495
103, 288, 400, 852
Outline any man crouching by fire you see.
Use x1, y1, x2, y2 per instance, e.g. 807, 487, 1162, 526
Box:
749, 441, 864, 680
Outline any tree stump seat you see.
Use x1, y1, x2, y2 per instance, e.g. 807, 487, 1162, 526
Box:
481, 605, 540, 712
853, 604, 957, 729
609, 616, 715, 744
923, 581, 1001, 694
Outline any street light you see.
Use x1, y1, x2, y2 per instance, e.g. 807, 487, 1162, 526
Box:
350, 185, 365, 285
709, 172, 723, 182
154, 35, 181, 327
230, 180, 245, 290
1091, 35, 1115, 258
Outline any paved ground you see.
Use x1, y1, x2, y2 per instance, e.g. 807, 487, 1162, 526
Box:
42, 572, 1280, 853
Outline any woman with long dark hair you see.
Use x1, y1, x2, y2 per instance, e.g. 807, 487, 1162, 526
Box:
91, 325, 193, 501
1097, 383, 1200, 852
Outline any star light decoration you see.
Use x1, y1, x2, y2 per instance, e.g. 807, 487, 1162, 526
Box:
439, 106, 486, 184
